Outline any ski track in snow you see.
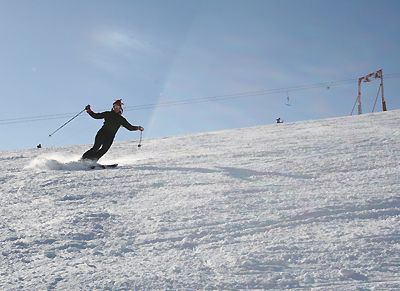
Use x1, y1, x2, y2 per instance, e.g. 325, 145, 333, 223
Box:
1, 111, 400, 290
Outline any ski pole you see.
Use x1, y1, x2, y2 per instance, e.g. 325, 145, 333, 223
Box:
48, 108, 86, 137
138, 130, 143, 148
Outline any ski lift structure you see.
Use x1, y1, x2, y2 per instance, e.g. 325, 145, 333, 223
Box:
351, 69, 388, 115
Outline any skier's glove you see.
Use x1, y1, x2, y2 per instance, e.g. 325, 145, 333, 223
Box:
138, 126, 144, 131
85, 105, 92, 112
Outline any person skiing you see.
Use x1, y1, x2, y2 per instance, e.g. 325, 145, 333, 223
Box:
81, 99, 144, 161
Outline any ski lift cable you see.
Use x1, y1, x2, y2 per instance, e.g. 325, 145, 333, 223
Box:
1, 75, 399, 126
123, 78, 358, 112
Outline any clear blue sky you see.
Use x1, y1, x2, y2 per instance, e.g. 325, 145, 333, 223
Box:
1, 0, 399, 150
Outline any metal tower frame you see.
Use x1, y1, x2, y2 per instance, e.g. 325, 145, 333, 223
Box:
353, 69, 387, 115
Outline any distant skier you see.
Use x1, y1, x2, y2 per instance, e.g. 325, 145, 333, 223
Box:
276, 118, 284, 124
81, 99, 144, 161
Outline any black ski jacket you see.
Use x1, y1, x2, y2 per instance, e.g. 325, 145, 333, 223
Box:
89, 110, 140, 136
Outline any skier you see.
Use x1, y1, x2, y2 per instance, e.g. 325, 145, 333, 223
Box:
81, 99, 144, 161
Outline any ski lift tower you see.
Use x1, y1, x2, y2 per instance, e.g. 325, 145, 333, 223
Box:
353, 69, 387, 115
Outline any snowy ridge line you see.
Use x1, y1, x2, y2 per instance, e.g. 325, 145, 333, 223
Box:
0, 110, 400, 289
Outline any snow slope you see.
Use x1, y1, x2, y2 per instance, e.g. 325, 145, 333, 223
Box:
1, 110, 399, 290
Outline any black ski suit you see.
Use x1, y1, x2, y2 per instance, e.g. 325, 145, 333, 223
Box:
82, 110, 141, 161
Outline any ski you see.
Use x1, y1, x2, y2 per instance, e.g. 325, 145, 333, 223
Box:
90, 163, 118, 170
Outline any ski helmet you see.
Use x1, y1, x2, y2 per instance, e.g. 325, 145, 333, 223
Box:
113, 99, 124, 107
113, 99, 124, 113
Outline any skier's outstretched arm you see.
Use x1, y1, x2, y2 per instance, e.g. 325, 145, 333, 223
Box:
85, 105, 106, 119
120, 116, 144, 131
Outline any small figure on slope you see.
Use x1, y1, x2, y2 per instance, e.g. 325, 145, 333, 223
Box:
81, 99, 144, 162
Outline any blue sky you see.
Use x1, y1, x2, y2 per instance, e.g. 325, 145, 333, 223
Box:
0, 0, 399, 150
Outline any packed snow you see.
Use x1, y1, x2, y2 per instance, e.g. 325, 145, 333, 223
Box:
1, 110, 399, 290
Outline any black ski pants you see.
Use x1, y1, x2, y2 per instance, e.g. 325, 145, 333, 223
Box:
82, 128, 115, 161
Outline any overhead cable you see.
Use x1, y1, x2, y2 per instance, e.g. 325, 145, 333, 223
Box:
1, 74, 399, 126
